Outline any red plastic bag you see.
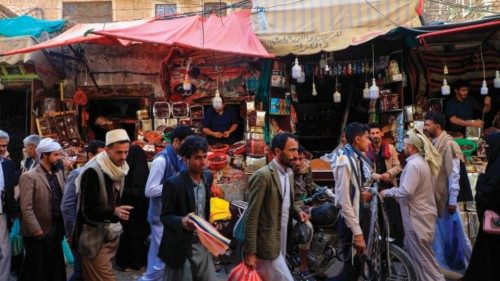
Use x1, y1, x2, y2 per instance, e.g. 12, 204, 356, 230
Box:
228, 262, 263, 281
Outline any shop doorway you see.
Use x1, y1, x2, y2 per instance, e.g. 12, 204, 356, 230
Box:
0, 89, 29, 165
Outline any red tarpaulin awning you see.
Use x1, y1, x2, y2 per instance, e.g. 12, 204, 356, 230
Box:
94, 10, 273, 58
0, 19, 150, 56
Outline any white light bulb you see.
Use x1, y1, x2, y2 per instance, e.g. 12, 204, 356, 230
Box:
292, 57, 302, 79
441, 79, 450, 95
369, 78, 379, 99
183, 74, 191, 91
443, 64, 448, 75
480, 80, 488, 95
319, 54, 327, 69
333, 90, 341, 103
297, 71, 305, 83
312, 82, 317, 96
494, 70, 500, 88
324, 64, 331, 74
363, 82, 370, 99
0, 82, 4, 91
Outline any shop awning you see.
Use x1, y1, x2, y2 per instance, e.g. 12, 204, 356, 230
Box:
94, 10, 273, 58
416, 17, 500, 45
251, 0, 423, 56
0, 19, 150, 57
0, 15, 65, 37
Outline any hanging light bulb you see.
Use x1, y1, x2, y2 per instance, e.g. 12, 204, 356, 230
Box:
481, 80, 489, 95
183, 73, 191, 91
441, 61, 450, 95
183, 61, 191, 91
319, 54, 327, 69
479, 45, 488, 95
363, 82, 370, 99
333, 75, 341, 103
494, 70, 500, 88
297, 70, 305, 83
324, 64, 331, 74
333, 90, 341, 103
369, 44, 379, 99
312, 70, 317, 96
292, 57, 302, 79
441, 79, 450, 95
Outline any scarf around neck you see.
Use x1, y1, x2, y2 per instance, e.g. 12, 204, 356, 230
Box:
95, 151, 129, 181
166, 144, 185, 172
366, 141, 391, 162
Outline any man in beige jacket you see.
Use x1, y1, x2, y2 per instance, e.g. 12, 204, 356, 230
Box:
367, 123, 404, 247
19, 138, 66, 281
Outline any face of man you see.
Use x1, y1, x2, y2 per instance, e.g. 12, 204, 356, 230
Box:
185, 150, 207, 175
42, 151, 61, 168
369, 128, 382, 145
403, 142, 414, 157
293, 152, 305, 172
455, 86, 469, 101
424, 120, 439, 138
107, 142, 130, 166
25, 144, 37, 158
276, 137, 299, 168
0, 139, 7, 158
354, 132, 371, 152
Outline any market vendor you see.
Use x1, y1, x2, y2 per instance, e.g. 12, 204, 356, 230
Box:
202, 94, 238, 145
445, 79, 491, 134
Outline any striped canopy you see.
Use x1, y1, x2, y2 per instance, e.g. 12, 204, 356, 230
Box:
251, 0, 423, 55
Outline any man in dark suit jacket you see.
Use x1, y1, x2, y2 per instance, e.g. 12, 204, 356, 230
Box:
0, 130, 20, 281
243, 132, 308, 280
158, 135, 216, 281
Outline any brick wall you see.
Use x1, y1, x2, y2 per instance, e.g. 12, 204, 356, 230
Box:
2, 0, 241, 22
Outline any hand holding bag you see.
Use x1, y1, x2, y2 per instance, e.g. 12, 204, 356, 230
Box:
483, 210, 500, 235
228, 262, 263, 281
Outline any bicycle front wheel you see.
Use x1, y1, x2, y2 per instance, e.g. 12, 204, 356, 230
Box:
384, 244, 419, 281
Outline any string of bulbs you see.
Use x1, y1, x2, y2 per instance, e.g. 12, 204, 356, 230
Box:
291, 43, 380, 103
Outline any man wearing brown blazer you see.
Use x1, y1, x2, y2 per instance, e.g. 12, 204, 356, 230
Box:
243, 132, 308, 281
19, 138, 66, 281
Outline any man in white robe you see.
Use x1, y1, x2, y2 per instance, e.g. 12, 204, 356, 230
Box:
380, 129, 445, 281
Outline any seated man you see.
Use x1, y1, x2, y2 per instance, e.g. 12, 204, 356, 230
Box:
293, 145, 319, 281
202, 95, 238, 145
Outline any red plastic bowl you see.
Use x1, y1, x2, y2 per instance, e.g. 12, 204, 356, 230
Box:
208, 153, 228, 171
209, 144, 229, 154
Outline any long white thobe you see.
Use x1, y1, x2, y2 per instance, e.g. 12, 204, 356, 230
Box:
383, 153, 445, 281
256, 160, 294, 281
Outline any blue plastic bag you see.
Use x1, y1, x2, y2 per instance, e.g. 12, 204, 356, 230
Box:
432, 211, 472, 274
9, 218, 23, 256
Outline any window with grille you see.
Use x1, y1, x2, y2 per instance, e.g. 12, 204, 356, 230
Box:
62, 1, 112, 23
203, 2, 227, 17
155, 4, 177, 17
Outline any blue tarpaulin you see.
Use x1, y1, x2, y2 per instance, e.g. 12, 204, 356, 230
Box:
0, 15, 64, 37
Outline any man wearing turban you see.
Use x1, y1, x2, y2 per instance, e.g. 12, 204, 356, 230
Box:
19, 138, 67, 280
380, 128, 445, 281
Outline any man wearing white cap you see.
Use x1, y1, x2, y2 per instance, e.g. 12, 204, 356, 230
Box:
19, 137, 66, 281
72, 129, 133, 281
380, 129, 445, 281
